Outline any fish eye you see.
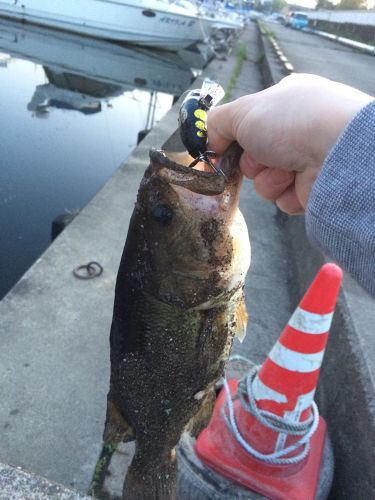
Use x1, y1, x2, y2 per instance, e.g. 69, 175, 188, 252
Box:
151, 203, 173, 226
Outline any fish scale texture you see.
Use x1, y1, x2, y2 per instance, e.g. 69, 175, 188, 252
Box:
306, 100, 375, 298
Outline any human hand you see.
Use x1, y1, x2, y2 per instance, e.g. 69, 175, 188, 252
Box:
208, 74, 373, 214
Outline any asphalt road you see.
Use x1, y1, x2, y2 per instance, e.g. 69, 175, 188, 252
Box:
269, 22, 375, 97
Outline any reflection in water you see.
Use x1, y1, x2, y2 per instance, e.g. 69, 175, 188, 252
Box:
0, 51, 10, 66
0, 19, 195, 299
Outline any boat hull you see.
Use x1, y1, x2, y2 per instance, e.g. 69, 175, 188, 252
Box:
0, 0, 212, 50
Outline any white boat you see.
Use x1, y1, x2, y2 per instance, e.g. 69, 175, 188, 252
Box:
0, 19, 193, 95
0, 0, 242, 50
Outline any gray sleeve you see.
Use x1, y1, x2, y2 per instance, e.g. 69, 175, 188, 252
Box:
306, 99, 375, 297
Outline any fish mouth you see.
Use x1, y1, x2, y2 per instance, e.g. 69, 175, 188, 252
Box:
149, 143, 242, 196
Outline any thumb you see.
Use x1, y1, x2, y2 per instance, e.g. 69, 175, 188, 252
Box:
207, 101, 239, 154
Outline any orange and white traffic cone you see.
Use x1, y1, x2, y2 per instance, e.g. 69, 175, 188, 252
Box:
195, 263, 342, 500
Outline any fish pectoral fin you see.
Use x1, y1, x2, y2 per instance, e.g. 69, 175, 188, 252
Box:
234, 295, 248, 343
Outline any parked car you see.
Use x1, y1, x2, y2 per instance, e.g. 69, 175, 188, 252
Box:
265, 13, 286, 24
289, 12, 309, 29
249, 10, 265, 22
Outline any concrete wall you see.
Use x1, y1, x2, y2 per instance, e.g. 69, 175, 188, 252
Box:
309, 10, 375, 26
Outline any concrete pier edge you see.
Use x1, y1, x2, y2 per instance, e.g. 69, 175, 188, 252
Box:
258, 20, 375, 498
0, 462, 90, 500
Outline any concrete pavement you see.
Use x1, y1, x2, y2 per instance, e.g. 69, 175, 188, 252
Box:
269, 21, 375, 96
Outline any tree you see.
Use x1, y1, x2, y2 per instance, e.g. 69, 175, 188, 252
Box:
270, 0, 287, 12
315, 0, 335, 9
338, 0, 367, 9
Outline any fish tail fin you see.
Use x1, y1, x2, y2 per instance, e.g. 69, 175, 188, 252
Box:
123, 447, 177, 500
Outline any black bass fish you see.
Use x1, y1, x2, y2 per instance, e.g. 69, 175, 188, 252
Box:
104, 144, 250, 499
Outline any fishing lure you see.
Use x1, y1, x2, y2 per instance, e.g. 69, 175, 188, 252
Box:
178, 79, 226, 178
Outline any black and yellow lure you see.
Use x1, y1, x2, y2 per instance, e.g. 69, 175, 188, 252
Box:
178, 79, 226, 178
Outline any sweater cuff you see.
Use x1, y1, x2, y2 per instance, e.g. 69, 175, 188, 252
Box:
306, 99, 375, 296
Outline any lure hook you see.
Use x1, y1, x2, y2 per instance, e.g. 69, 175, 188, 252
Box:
188, 151, 227, 181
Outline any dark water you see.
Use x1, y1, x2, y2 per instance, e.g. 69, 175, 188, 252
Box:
0, 19, 194, 299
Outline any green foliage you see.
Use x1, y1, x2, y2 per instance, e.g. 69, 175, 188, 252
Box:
224, 43, 247, 103
315, 0, 336, 9
270, 0, 288, 12
337, 0, 367, 9
259, 21, 275, 40
257, 52, 266, 64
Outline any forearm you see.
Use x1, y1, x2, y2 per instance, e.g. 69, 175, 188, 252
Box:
306, 100, 375, 297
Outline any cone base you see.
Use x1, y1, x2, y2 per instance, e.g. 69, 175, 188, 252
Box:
196, 380, 327, 500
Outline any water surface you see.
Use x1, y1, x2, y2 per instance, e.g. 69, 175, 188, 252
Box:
0, 20, 193, 299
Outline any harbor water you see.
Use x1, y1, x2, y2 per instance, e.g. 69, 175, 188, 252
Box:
0, 19, 194, 299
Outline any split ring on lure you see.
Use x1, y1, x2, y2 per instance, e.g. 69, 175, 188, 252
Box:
178, 79, 227, 179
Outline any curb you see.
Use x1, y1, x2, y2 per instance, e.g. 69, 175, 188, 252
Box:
257, 21, 293, 86
305, 28, 375, 56
0, 462, 90, 500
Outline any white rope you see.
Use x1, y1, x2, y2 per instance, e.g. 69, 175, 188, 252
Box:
221, 365, 320, 465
